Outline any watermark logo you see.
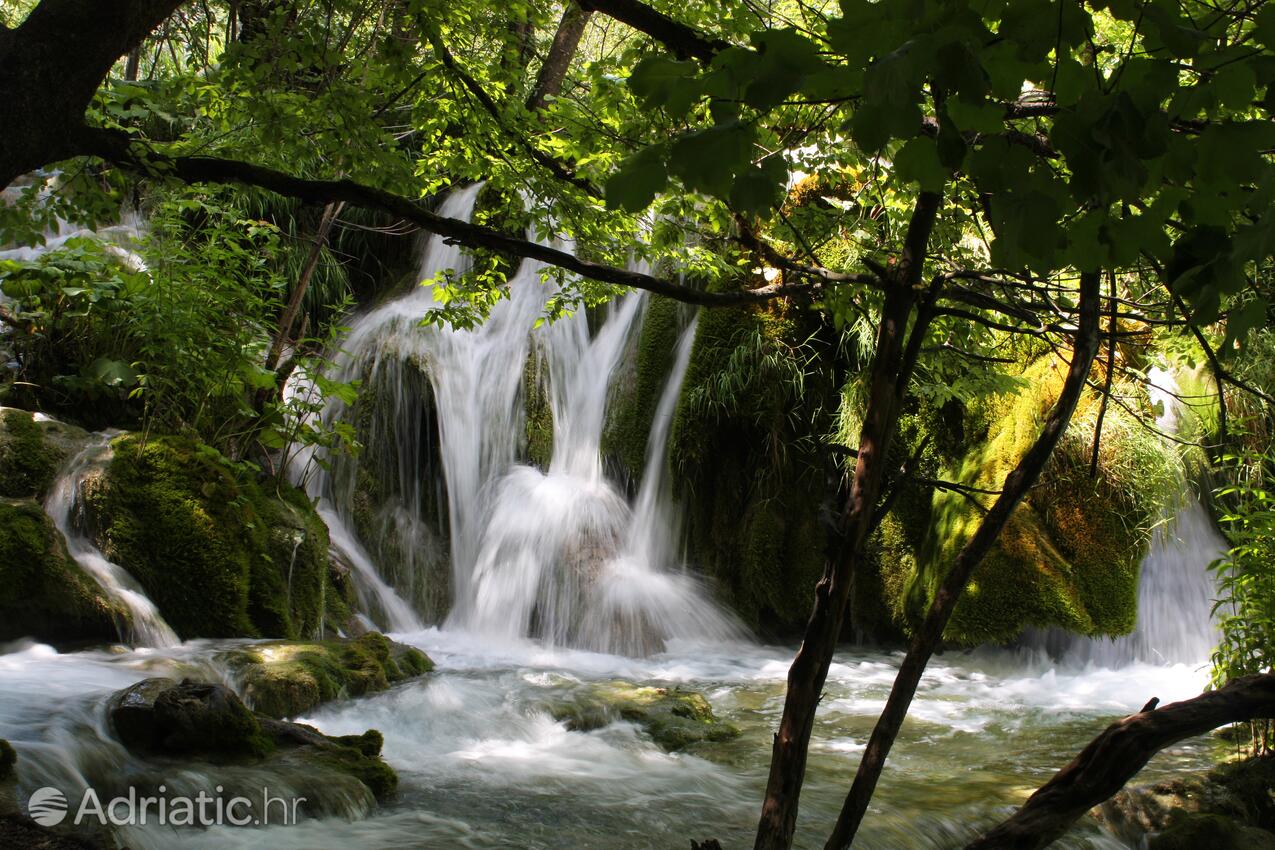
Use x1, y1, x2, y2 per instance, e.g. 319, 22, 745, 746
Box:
26, 785, 305, 828
26, 787, 69, 826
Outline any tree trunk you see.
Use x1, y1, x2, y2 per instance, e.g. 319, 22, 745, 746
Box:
526, 3, 592, 110
264, 200, 342, 374
822, 270, 1104, 850
753, 191, 943, 850
966, 672, 1275, 850
0, 0, 184, 188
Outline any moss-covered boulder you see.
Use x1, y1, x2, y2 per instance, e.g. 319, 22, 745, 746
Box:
0, 408, 65, 498
82, 434, 342, 640
110, 677, 273, 759
0, 739, 14, 782
107, 677, 398, 800
664, 296, 840, 636
601, 296, 683, 484
222, 632, 434, 719
890, 356, 1180, 644
0, 498, 126, 644
548, 681, 740, 751
1100, 757, 1275, 848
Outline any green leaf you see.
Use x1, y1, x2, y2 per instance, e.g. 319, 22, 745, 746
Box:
893, 136, 948, 191
729, 155, 789, 216
947, 97, 1005, 134
669, 122, 755, 197
1224, 298, 1269, 353
88, 357, 139, 389
605, 145, 669, 212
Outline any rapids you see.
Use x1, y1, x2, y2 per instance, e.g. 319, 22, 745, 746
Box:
0, 634, 1220, 849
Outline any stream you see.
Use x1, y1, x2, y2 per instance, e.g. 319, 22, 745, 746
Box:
0, 632, 1219, 849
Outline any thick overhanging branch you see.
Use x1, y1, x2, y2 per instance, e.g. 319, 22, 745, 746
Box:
576, 0, 727, 61
82, 129, 819, 308
964, 673, 1275, 850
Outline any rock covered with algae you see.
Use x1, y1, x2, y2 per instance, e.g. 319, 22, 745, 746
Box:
548, 680, 740, 751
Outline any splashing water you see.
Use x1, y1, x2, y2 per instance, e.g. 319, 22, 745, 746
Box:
1028, 366, 1224, 666
44, 436, 179, 648
298, 186, 737, 653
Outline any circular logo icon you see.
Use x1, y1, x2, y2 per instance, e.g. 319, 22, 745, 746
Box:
27, 786, 68, 827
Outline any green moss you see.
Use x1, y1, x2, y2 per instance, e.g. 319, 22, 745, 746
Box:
225, 632, 434, 718
524, 349, 554, 470
86, 434, 337, 640
0, 409, 63, 498
666, 297, 837, 635
601, 296, 682, 483
309, 739, 398, 798
0, 499, 124, 644
1150, 812, 1275, 850
0, 739, 14, 781
548, 681, 740, 751
894, 356, 1181, 644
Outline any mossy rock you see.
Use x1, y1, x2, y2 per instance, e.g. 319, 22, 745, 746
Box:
0, 739, 14, 782
83, 434, 339, 640
548, 681, 740, 751
600, 296, 682, 484
223, 632, 434, 719
107, 677, 398, 801
666, 295, 838, 636
1149, 812, 1275, 850
894, 356, 1180, 644
0, 498, 126, 644
0, 408, 64, 498
524, 348, 555, 471
110, 678, 273, 759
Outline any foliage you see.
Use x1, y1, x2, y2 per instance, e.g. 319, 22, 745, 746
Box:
1211, 449, 1275, 754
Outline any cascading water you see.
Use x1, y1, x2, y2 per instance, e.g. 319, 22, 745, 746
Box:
44, 435, 179, 648
1029, 366, 1225, 667
302, 186, 738, 653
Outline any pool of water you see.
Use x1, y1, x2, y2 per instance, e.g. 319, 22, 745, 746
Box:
0, 631, 1220, 849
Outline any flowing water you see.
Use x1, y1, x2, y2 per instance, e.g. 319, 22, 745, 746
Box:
1025, 366, 1224, 666
297, 186, 737, 655
0, 193, 1232, 849
44, 436, 179, 648
0, 635, 1220, 850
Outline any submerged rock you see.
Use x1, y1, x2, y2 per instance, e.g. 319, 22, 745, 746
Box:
1098, 756, 1275, 847
221, 632, 434, 719
107, 677, 399, 800
0, 498, 126, 645
548, 681, 740, 751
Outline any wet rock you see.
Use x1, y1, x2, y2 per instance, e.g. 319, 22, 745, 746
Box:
1098, 756, 1275, 846
107, 677, 399, 800
0, 499, 126, 645
221, 632, 433, 719
0, 408, 67, 499
548, 681, 740, 751
1149, 812, 1275, 850
109, 678, 271, 759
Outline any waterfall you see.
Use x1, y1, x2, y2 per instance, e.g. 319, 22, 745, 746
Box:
1030, 366, 1224, 666
44, 436, 179, 648
302, 186, 738, 653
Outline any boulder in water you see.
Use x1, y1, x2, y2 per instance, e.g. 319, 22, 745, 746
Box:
82, 434, 350, 640
548, 681, 740, 751
107, 677, 399, 800
1099, 756, 1275, 847
221, 632, 433, 719
0, 408, 67, 499
0, 499, 127, 645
